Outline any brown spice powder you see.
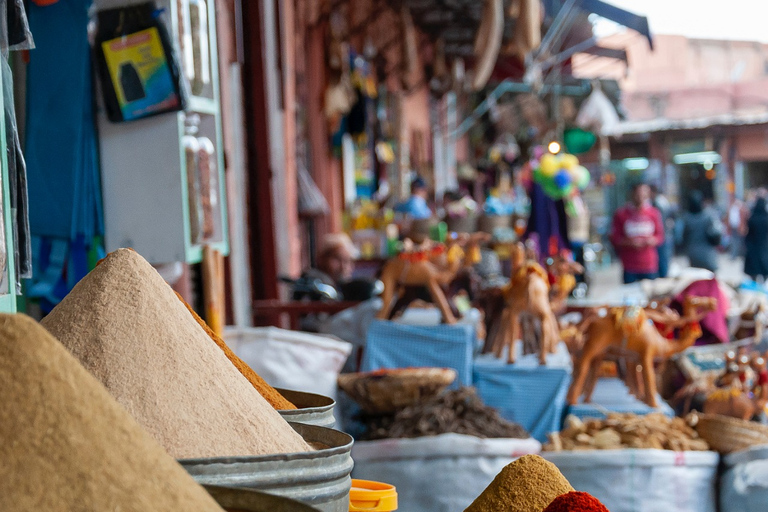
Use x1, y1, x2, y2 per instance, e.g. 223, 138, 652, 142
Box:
464, 454, 574, 512
41, 248, 311, 459
174, 291, 297, 410
0, 313, 225, 511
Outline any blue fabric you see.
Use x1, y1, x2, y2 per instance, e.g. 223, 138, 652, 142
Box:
473, 359, 571, 442
567, 377, 674, 420
394, 196, 432, 220
362, 320, 475, 387
26, 0, 102, 240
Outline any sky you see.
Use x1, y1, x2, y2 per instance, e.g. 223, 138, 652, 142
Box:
593, 0, 768, 43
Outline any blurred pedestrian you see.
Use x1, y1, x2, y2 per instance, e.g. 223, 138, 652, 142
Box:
394, 176, 432, 219
680, 191, 723, 272
651, 184, 674, 278
610, 183, 664, 284
727, 197, 748, 259
745, 196, 768, 282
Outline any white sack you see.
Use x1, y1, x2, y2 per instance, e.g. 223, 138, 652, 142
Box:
352, 434, 541, 512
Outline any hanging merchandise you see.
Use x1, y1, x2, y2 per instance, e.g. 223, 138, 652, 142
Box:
182, 119, 203, 244
179, 0, 210, 96
4, 0, 34, 51
575, 82, 620, 136
197, 135, 218, 240
92, 2, 185, 122
26, 0, 104, 310
563, 127, 597, 155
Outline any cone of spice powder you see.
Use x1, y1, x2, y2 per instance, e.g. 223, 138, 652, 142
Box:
463, 454, 574, 512
0, 313, 226, 511
542, 491, 610, 512
174, 290, 297, 410
41, 248, 311, 459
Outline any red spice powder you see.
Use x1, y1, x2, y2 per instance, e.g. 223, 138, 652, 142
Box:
542, 491, 610, 512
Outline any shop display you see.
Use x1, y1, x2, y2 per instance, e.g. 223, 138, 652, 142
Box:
93, 2, 185, 122
183, 124, 203, 243
568, 296, 718, 408
360, 387, 529, 440
464, 455, 574, 512
0, 314, 224, 511
487, 242, 559, 365
40, 249, 311, 458
197, 135, 218, 239
547, 413, 710, 451
175, 290, 297, 410
542, 491, 609, 512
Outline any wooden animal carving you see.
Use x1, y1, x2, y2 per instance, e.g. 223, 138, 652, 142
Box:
376, 233, 488, 324
548, 250, 584, 314
488, 242, 560, 365
703, 353, 768, 420
567, 296, 718, 408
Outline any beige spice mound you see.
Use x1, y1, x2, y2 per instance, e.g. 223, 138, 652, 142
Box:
464, 454, 574, 512
0, 313, 225, 512
41, 248, 311, 459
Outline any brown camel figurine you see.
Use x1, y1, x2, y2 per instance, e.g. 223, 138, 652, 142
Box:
568, 295, 718, 408
547, 250, 584, 314
488, 242, 560, 365
376, 233, 489, 324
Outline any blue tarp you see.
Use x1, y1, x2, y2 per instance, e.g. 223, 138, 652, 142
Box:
567, 377, 675, 420
362, 320, 477, 388
474, 357, 571, 443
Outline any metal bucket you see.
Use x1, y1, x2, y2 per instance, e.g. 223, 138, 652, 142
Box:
204, 484, 320, 511
276, 388, 336, 429
181, 423, 354, 512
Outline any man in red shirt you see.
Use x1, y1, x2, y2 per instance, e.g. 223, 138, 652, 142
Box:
610, 183, 665, 284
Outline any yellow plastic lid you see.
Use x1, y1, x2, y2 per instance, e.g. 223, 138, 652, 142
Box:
349, 479, 398, 511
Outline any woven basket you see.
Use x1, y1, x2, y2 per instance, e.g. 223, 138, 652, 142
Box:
337, 367, 457, 414
690, 412, 768, 454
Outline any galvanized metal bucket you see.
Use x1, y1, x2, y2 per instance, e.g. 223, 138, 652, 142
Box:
276, 388, 336, 429
204, 484, 321, 511
181, 423, 354, 512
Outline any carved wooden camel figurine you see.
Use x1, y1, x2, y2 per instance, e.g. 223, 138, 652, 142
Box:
488, 242, 560, 365
567, 295, 718, 408
547, 251, 584, 314
376, 233, 488, 324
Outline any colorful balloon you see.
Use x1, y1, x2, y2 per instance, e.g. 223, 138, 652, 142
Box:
554, 170, 572, 189
540, 154, 559, 177
560, 153, 579, 171
575, 166, 591, 189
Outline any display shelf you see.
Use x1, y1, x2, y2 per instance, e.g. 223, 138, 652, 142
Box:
97, 0, 229, 264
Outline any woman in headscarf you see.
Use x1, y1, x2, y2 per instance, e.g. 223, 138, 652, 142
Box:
681, 191, 723, 272
745, 196, 768, 281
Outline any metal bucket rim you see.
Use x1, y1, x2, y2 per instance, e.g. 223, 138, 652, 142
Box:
275, 388, 335, 414
178, 423, 353, 465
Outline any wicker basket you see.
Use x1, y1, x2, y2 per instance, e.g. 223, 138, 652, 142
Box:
337, 367, 457, 414
690, 412, 768, 454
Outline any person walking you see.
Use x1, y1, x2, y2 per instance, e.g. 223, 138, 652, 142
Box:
728, 197, 748, 259
651, 184, 674, 278
680, 191, 723, 272
610, 182, 665, 284
745, 196, 768, 282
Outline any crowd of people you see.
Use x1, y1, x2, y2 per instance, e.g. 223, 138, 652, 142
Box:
611, 183, 768, 284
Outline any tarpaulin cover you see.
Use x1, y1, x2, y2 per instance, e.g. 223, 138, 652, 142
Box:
362, 320, 476, 387
473, 347, 571, 442
721, 446, 768, 512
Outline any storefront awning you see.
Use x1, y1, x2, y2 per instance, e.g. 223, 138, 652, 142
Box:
578, 0, 653, 49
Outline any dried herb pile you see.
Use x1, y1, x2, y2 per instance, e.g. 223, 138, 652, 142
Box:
361, 387, 528, 440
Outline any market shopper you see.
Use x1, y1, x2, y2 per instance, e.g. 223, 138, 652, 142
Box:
728, 197, 749, 259
744, 196, 768, 282
680, 191, 723, 272
298, 233, 358, 299
651, 184, 674, 278
394, 176, 432, 219
610, 183, 664, 284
